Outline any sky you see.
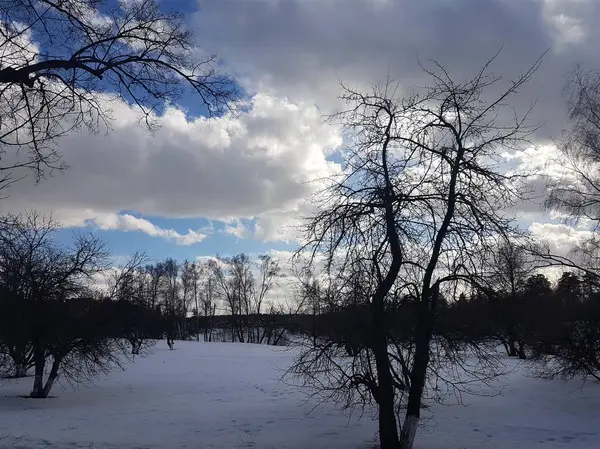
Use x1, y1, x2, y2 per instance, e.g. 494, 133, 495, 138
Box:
3, 0, 600, 268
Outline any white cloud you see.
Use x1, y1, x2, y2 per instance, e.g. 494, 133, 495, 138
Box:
530, 221, 593, 256
1, 93, 342, 242
540, 0, 593, 48
83, 213, 208, 246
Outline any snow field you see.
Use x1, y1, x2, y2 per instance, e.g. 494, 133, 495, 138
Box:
0, 341, 599, 449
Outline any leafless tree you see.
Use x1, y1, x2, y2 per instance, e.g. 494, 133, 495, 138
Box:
180, 259, 196, 340
188, 261, 202, 342
547, 68, 600, 221
0, 211, 59, 377
0, 211, 112, 398
484, 240, 538, 358
294, 51, 542, 449
144, 262, 165, 312
209, 253, 280, 344
253, 254, 281, 344
0, 0, 236, 189
107, 251, 158, 355
160, 258, 181, 340
202, 261, 218, 342
542, 66, 600, 276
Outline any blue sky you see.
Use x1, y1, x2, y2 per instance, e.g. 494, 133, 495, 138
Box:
5, 0, 600, 265
52, 216, 297, 262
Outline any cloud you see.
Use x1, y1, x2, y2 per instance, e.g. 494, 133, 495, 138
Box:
8, 0, 600, 250
1, 93, 342, 242
192, 0, 600, 140
191, 0, 600, 247
83, 213, 208, 246
530, 221, 593, 256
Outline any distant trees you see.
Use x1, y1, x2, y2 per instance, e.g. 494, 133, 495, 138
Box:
201, 265, 218, 342
106, 252, 162, 355
0, 0, 236, 190
484, 241, 537, 359
210, 253, 282, 344
102, 253, 285, 346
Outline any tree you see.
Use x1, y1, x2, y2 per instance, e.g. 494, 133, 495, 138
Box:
160, 258, 181, 341
201, 261, 218, 342
485, 240, 536, 358
0, 211, 114, 398
253, 254, 281, 344
0, 0, 236, 188
543, 67, 600, 276
555, 271, 583, 304
0, 212, 59, 377
582, 271, 600, 300
187, 261, 202, 342
144, 262, 165, 313
546, 67, 600, 228
107, 251, 159, 355
180, 259, 195, 340
294, 52, 541, 449
529, 275, 600, 382
209, 253, 280, 343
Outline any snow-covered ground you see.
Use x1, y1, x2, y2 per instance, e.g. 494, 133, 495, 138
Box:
0, 341, 599, 449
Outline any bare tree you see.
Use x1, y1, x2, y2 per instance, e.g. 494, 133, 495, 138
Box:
484, 240, 537, 358
294, 52, 542, 449
541, 66, 600, 275
0, 211, 112, 398
253, 254, 281, 344
210, 253, 280, 344
0, 0, 236, 188
211, 254, 251, 342
180, 259, 195, 340
202, 261, 218, 342
144, 262, 165, 313
0, 211, 59, 377
160, 258, 181, 341
188, 261, 202, 342
547, 67, 600, 223
107, 251, 158, 355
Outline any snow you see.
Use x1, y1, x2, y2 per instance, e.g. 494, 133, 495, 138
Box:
1, 341, 599, 449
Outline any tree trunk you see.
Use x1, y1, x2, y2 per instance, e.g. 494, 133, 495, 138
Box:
40, 357, 61, 398
506, 329, 519, 357
30, 345, 45, 398
400, 290, 438, 449
399, 329, 429, 449
373, 342, 400, 449
14, 365, 27, 377
372, 292, 400, 449
131, 340, 141, 355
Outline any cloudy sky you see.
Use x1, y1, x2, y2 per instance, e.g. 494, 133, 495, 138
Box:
4, 0, 600, 266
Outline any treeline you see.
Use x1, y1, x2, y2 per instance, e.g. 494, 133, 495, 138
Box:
293, 261, 600, 389
111, 251, 287, 345
452, 271, 600, 381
